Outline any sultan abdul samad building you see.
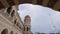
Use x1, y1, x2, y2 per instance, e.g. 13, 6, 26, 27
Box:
0, 0, 60, 34
0, 5, 32, 34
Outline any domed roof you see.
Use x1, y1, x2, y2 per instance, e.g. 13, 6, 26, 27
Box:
25, 15, 30, 18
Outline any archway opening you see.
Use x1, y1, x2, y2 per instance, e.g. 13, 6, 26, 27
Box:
1, 29, 8, 34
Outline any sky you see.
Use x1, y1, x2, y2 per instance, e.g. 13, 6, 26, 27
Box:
18, 4, 60, 33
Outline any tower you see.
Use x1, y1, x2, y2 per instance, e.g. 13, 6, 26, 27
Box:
24, 15, 31, 34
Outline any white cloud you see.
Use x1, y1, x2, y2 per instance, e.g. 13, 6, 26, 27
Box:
18, 4, 60, 33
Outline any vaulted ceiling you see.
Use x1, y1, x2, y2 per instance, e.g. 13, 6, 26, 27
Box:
0, 0, 60, 11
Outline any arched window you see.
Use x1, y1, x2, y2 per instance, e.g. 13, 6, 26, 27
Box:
24, 27, 25, 31
27, 27, 28, 31
14, 19, 17, 24
11, 10, 15, 17
7, 7, 12, 14
10, 31, 13, 34
1, 29, 8, 34
19, 26, 21, 29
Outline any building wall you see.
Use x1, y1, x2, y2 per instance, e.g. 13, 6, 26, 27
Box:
0, 5, 24, 34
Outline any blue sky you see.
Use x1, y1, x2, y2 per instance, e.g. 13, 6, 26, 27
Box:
18, 4, 60, 33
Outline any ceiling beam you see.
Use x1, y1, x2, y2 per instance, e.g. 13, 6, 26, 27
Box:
0, 1, 5, 9
6, 0, 15, 6
32, 0, 37, 4
0, 0, 60, 11
42, 0, 49, 7
0, 0, 9, 8
13, 0, 19, 5
47, 0, 58, 8
53, 0, 60, 11
37, 0, 43, 5
18, 0, 32, 4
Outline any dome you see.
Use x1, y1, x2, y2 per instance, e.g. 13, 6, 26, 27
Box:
25, 15, 30, 19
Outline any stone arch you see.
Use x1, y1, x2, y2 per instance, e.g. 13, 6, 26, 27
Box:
1, 29, 8, 34
10, 31, 14, 34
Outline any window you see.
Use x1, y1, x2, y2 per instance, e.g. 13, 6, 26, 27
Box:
14, 19, 17, 24
7, 7, 12, 14
11, 10, 15, 17
27, 27, 30, 31
24, 27, 25, 31
19, 26, 21, 29
27, 27, 28, 31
